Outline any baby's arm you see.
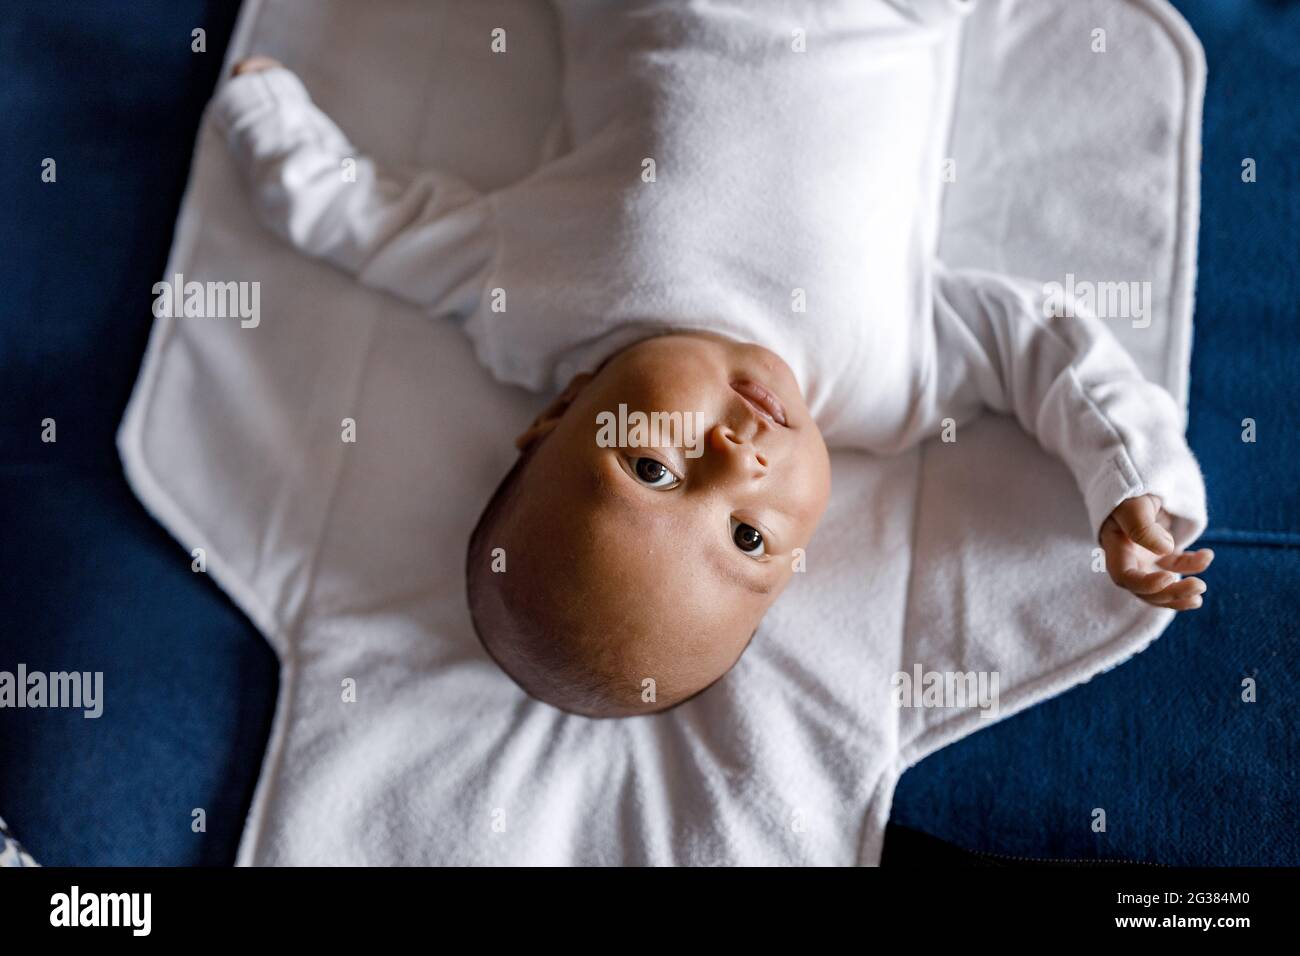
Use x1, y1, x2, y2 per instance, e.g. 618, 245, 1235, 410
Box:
911, 262, 1212, 610
210, 59, 494, 316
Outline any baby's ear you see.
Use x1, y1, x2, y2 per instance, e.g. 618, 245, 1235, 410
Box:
514, 372, 595, 451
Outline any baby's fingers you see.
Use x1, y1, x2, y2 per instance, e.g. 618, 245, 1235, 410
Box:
1111, 494, 1176, 555
1140, 576, 1206, 611
1103, 535, 1177, 594
1156, 548, 1215, 574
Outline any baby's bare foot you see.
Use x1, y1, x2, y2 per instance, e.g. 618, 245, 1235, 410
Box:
231, 56, 282, 78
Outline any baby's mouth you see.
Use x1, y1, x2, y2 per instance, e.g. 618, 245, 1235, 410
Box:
731, 379, 788, 427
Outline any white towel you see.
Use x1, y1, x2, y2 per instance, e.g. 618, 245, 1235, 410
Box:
119, 0, 1206, 864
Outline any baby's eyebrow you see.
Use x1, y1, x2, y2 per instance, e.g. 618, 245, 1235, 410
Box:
708, 549, 773, 595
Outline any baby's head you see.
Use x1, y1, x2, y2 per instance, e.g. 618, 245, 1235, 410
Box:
466, 332, 831, 717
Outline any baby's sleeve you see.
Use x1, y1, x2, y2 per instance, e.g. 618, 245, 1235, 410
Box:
910, 261, 1208, 548
208, 67, 496, 318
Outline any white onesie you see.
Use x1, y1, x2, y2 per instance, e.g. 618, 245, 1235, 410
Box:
210, 0, 1206, 544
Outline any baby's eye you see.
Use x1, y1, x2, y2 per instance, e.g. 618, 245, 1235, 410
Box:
730, 517, 766, 557
631, 456, 680, 489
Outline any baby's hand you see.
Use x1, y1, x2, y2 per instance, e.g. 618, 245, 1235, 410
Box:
231, 56, 282, 78
1100, 494, 1213, 611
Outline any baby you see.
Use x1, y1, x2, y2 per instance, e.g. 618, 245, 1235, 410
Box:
214, 0, 1212, 718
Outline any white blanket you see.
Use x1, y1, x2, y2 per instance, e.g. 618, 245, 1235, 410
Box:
119, 0, 1205, 865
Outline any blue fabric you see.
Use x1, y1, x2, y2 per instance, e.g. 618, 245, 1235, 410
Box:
892, 545, 1300, 865
0, 0, 1295, 865
0, 1, 273, 866
0, 472, 276, 865
1179, 0, 1300, 538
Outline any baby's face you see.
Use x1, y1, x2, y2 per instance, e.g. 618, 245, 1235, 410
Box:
494, 332, 832, 715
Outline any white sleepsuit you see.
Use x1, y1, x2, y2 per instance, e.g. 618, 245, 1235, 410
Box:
210, 0, 1207, 544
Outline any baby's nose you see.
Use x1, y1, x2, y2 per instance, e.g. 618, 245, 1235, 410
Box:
708, 423, 769, 473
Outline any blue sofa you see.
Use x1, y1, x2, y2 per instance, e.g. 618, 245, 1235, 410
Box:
1, 0, 1295, 865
